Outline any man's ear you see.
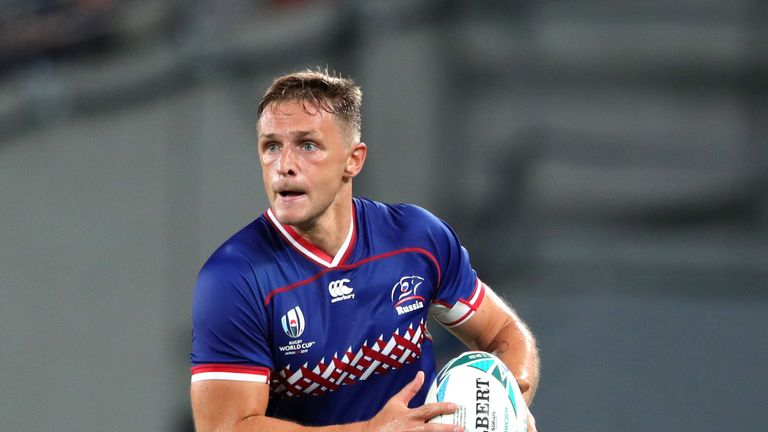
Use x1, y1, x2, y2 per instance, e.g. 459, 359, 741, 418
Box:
344, 142, 367, 178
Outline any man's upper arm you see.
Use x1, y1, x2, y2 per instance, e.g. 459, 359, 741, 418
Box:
191, 380, 269, 432
190, 253, 277, 430
446, 281, 516, 351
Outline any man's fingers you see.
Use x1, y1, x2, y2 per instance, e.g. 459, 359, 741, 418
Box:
516, 377, 531, 394
392, 371, 425, 404
527, 409, 538, 432
407, 423, 463, 432
412, 401, 459, 422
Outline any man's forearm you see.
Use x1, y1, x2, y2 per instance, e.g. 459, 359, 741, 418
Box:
448, 284, 541, 405
230, 415, 365, 432
490, 314, 540, 404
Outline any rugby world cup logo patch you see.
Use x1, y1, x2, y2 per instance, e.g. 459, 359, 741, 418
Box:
391, 275, 426, 315
281, 306, 305, 338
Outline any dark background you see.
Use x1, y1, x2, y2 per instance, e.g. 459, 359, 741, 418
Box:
1, 1, 766, 431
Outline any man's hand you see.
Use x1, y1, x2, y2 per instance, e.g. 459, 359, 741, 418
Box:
362, 371, 462, 432
525, 405, 538, 432
515, 377, 537, 432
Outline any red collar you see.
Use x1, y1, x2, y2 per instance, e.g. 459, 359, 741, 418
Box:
265, 202, 357, 268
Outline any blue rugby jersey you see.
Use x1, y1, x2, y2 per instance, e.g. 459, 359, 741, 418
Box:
190, 197, 486, 425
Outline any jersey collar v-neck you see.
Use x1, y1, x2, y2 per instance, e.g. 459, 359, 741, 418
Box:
265, 202, 357, 268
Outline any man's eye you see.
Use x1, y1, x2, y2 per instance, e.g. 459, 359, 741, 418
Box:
265, 143, 279, 152
301, 142, 317, 151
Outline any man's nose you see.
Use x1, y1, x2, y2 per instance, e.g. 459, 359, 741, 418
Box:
276, 147, 297, 176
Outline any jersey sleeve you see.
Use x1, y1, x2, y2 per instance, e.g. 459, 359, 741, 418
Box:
190, 254, 273, 383
408, 206, 485, 328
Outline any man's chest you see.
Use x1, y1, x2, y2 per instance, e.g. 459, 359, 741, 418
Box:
264, 249, 439, 395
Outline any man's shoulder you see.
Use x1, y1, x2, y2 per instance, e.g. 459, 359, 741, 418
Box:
355, 197, 442, 227
355, 197, 455, 253
198, 214, 274, 279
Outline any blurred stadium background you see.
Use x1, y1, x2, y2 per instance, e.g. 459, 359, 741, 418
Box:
1, 0, 766, 431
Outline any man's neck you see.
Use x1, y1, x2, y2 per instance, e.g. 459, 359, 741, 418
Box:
291, 198, 353, 260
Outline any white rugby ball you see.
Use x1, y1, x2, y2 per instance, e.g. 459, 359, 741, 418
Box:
425, 351, 528, 432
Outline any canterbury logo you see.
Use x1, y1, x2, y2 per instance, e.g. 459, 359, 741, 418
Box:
329, 279, 355, 303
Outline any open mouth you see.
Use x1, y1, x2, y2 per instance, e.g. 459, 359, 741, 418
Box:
278, 190, 305, 198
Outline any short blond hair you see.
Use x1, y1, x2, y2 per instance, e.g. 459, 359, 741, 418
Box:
257, 68, 362, 142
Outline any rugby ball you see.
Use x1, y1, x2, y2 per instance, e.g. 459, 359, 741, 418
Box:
425, 351, 528, 432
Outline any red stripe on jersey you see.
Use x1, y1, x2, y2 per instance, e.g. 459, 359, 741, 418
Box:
394, 295, 426, 307
439, 280, 486, 327
300, 366, 341, 394
431, 278, 483, 309
431, 299, 453, 308
361, 346, 405, 369
265, 201, 357, 268
332, 357, 362, 378
337, 215, 357, 266
462, 279, 485, 309
264, 213, 326, 269
441, 309, 475, 327
393, 333, 422, 355
191, 364, 271, 376
279, 222, 334, 264
264, 247, 441, 305
270, 370, 295, 394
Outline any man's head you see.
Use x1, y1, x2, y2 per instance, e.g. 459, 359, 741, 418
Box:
257, 69, 362, 145
256, 69, 367, 232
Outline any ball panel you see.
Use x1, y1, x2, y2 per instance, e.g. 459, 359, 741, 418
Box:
424, 351, 528, 432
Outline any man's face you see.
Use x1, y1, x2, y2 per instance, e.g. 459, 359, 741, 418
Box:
258, 100, 355, 229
